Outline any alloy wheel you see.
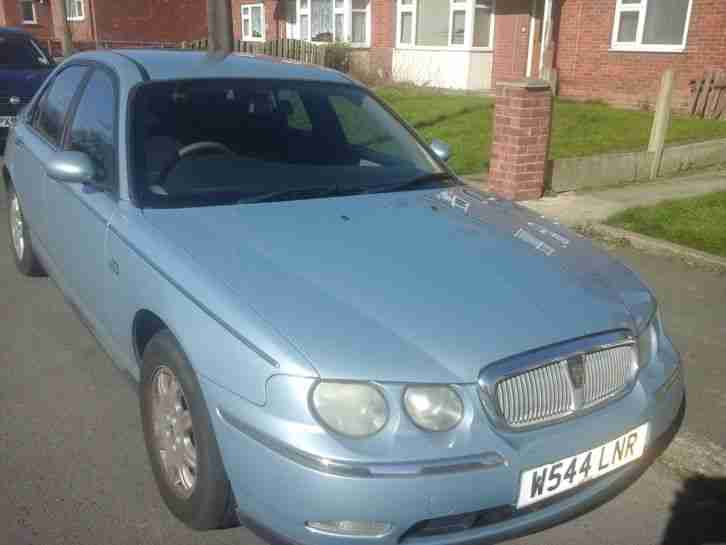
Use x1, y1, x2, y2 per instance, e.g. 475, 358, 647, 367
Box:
9, 193, 25, 261
151, 366, 198, 499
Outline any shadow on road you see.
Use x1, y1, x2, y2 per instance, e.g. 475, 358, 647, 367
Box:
662, 477, 726, 544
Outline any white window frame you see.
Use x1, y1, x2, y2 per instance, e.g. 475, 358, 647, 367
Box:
242, 3, 266, 42
66, 0, 85, 21
297, 0, 371, 47
395, 0, 495, 51
610, 0, 693, 53
20, 0, 38, 24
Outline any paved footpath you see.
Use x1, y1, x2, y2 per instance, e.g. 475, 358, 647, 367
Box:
521, 168, 726, 226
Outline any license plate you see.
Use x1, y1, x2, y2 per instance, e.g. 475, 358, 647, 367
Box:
517, 423, 649, 509
0, 116, 16, 128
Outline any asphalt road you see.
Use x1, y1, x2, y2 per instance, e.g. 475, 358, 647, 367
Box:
1, 185, 724, 544
607, 246, 726, 449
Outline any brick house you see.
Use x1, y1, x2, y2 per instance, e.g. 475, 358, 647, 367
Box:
0, 0, 207, 46
231, 0, 725, 111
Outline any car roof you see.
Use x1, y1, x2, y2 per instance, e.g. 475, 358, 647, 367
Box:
74, 49, 355, 85
0, 27, 35, 38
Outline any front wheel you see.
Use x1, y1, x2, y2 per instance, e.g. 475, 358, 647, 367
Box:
140, 329, 238, 530
7, 184, 45, 277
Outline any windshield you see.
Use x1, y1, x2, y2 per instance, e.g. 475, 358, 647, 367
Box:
130, 79, 452, 207
0, 35, 51, 69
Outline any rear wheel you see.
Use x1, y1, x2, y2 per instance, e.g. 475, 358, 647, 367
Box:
7, 184, 45, 277
140, 329, 238, 530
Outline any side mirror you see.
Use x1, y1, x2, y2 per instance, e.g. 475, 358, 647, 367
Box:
431, 139, 452, 162
45, 151, 96, 184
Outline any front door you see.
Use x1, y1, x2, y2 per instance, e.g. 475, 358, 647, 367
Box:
285, 0, 298, 38
526, 0, 553, 79
44, 67, 119, 329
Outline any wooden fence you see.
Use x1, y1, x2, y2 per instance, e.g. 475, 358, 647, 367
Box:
45, 39, 178, 58
689, 70, 726, 120
181, 38, 331, 67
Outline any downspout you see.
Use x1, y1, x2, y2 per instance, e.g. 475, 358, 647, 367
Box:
88, 0, 100, 46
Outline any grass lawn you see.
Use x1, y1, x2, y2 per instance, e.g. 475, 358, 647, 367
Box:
606, 191, 726, 258
375, 86, 726, 175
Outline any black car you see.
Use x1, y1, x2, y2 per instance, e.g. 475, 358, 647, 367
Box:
0, 28, 54, 150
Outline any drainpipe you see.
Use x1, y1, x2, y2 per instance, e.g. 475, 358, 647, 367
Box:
88, 0, 100, 47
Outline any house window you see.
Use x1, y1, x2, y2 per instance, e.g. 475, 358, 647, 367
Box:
20, 0, 37, 24
297, 0, 371, 46
66, 0, 85, 20
242, 4, 265, 41
396, 0, 494, 49
611, 0, 692, 52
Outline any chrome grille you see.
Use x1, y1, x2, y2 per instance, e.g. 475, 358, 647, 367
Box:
496, 361, 572, 427
583, 346, 635, 407
491, 343, 637, 429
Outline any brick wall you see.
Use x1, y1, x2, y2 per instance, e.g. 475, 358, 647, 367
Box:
0, 0, 54, 40
232, 0, 282, 41
368, 0, 393, 77
94, 0, 207, 43
492, 0, 531, 84
489, 81, 553, 201
555, 0, 726, 111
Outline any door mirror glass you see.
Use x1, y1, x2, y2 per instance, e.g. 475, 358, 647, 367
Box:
46, 151, 96, 184
431, 139, 451, 162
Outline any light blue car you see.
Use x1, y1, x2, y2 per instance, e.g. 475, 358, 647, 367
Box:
3, 50, 685, 545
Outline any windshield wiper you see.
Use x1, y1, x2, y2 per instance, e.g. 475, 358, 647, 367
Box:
237, 184, 354, 204
367, 172, 458, 195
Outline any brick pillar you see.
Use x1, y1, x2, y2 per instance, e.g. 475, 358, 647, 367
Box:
488, 80, 552, 201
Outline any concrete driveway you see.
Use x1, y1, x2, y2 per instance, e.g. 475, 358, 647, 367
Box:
0, 183, 723, 544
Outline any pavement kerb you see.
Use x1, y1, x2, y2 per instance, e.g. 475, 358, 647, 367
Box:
577, 223, 726, 272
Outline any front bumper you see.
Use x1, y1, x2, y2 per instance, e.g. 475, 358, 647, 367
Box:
202, 358, 684, 545
239, 394, 684, 545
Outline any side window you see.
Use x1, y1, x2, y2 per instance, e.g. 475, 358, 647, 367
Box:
67, 70, 117, 189
33, 66, 88, 147
277, 89, 312, 132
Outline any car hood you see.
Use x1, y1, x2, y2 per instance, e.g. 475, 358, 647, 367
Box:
144, 187, 655, 384
0, 67, 51, 98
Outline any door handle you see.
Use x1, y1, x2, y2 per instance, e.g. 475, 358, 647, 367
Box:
15, 137, 24, 148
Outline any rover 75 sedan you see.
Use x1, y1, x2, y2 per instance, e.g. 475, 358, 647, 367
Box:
3, 50, 685, 545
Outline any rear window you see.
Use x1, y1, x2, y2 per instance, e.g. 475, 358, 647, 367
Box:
130, 78, 448, 208
0, 35, 51, 69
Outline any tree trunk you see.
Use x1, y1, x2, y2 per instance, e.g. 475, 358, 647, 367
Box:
54, 0, 74, 57
207, 0, 234, 54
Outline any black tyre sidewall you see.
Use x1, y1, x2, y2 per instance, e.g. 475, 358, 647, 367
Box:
140, 329, 235, 530
7, 184, 45, 277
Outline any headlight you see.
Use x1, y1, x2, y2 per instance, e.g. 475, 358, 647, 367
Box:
403, 385, 464, 432
637, 313, 659, 369
311, 382, 388, 438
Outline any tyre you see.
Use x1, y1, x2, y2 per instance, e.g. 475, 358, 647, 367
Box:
7, 183, 45, 277
140, 329, 238, 530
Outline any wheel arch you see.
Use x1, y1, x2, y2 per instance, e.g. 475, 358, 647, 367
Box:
3, 165, 12, 192
132, 309, 170, 368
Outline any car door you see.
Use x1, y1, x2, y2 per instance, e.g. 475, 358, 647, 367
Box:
11, 66, 88, 247
43, 66, 120, 328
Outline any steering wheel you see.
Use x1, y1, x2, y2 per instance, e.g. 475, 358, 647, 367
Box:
178, 141, 233, 158
157, 141, 234, 186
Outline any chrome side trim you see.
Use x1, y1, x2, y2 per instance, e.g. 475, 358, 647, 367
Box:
216, 408, 507, 478
479, 330, 637, 432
